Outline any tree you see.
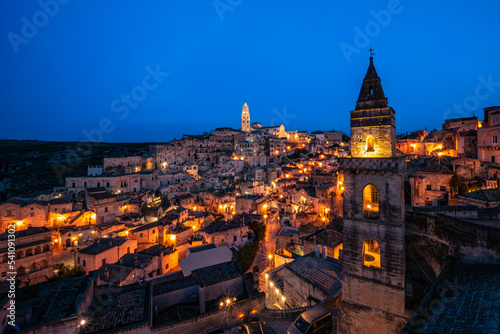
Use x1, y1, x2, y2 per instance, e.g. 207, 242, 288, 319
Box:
450, 174, 461, 196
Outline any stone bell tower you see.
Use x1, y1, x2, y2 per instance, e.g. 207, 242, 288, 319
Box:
350, 56, 396, 158
338, 56, 410, 334
241, 101, 250, 133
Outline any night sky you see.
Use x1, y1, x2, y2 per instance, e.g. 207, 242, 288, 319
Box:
1, 1, 500, 142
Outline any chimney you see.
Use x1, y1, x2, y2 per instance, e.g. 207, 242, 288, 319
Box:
322, 246, 328, 260
315, 245, 321, 258
104, 267, 109, 279
134, 256, 138, 266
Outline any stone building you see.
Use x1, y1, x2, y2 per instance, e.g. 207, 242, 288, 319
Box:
409, 163, 454, 206
338, 56, 411, 333
478, 106, 500, 162
0, 227, 52, 287
75, 236, 137, 274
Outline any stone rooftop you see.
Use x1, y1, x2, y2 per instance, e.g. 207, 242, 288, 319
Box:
461, 188, 500, 202
3, 274, 90, 333
78, 237, 128, 255
403, 262, 500, 333
285, 252, 342, 296
153, 260, 243, 296
84, 282, 150, 333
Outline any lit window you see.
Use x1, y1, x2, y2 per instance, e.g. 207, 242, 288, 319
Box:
363, 239, 380, 269
366, 136, 375, 152
363, 184, 379, 218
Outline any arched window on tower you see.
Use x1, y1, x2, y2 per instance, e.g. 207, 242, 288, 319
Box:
366, 136, 375, 152
363, 239, 380, 269
363, 184, 379, 219
369, 86, 374, 95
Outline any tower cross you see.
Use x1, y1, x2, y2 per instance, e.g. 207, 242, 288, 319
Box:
368, 47, 375, 57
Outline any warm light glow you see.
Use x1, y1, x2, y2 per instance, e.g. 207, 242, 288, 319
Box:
226, 298, 231, 305
91, 213, 96, 219
268, 254, 273, 260
193, 206, 197, 211
263, 204, 268, 209
16, 221, 23, 226
220, 302, 224, 307
275, 289, 279, 294
339, 181, 343, 185
367, 204, 372, 209
274, 150, 279, 155
270, 282, 274, 287
265, 273, 269, 279
57, 216, 64, 221
341, 187, 345, 191
78, 233, 82, 236
322, 217, 325, 221
438, 144, 443, 149
91, 231, 95, 234
263, 214, 268, 219
438, 152, 443, 156
170, 235, 176, 241
125, 231, 129, 235
80, 319, 86, 326
281, 296, 286, 302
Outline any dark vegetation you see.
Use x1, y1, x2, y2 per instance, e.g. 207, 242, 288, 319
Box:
235, 221, 266, 272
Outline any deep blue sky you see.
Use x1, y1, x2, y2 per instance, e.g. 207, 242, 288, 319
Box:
1, 1, 500, 142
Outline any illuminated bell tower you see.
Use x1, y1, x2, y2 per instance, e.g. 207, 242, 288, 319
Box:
350, 56, 396, 158
338, 56, 409, 334
241, 101, 250, 132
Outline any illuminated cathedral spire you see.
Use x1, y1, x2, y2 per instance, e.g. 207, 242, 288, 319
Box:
241, 101, 250, 132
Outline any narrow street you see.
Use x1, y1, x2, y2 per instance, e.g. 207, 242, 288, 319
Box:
249, 208, 281, 277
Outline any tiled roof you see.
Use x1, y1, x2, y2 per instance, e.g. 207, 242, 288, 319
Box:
153, 260, 243, 296
304, 229, 343, 248
117, 253, 153, 268
130, 221, 162, 232
139, 244, 172, 257
78, 237, 128, 255
285, 252, 342, 296
84, 282, 150, 333
13, 274, 89, 331
461, 188, 500, 202
98, 264, 134, 284
0, 226, 50, 241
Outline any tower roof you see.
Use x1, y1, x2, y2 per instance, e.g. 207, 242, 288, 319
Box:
355, 57, 388, 110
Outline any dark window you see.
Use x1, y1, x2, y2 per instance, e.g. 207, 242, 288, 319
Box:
72, 183, 76, 188
153, 230, 156, 234
54, 208, 57, 212
233, 236, 237, 241
84, 182, 87, 187
102, 259, 106, 265
140, 233, 143, 238
106, 182, 110, 187
440, 186, 446, 191
426, 185, 432, 190
127, 247, 130, 254
104, 207, 108, 213
30, 212, 34, 217
78, 257, 80, 264
97, 182, 100, 187
165, 263, 169, 270
493, 136, 498, 143
492, 156, 496, 163
83, 260, 86, 267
